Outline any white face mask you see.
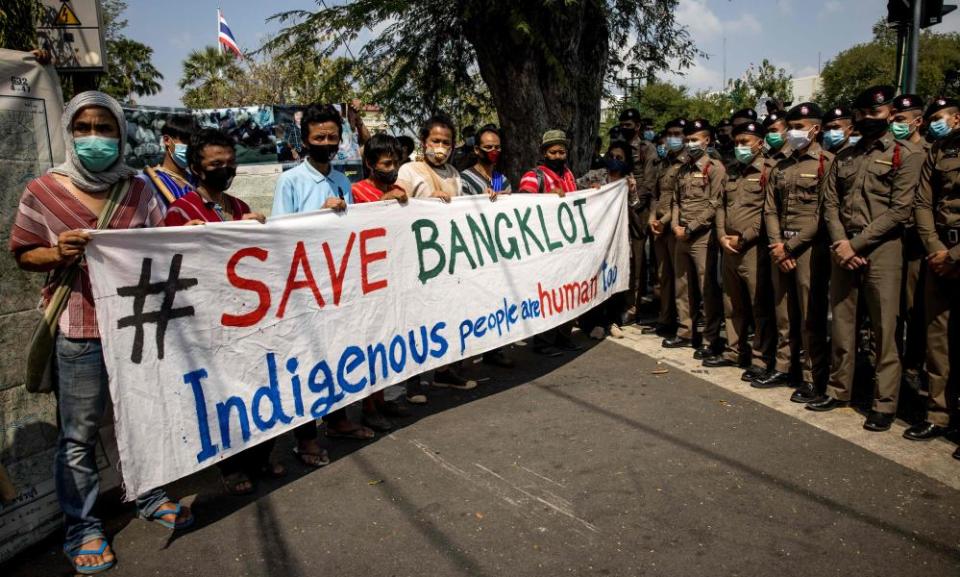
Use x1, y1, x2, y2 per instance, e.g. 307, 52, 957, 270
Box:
786, 128, 812, 150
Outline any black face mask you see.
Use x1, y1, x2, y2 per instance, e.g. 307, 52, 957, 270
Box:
543, 157, 566, 174
200, 166, 236, 192
308, 144, 339, 163
855, 118, 889, 140
374, 167, 399, 185
620, 128, 636, 141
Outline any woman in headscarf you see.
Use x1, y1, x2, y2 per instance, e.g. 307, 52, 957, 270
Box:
10, 91, 194, 575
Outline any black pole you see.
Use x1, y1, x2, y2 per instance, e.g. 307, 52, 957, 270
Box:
908, 0, 921, 93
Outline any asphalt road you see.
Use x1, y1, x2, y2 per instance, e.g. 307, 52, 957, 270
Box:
5, 331, 959, 577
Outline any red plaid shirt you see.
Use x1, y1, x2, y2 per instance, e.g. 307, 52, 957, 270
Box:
9, 174, 163, 339
351, 178, 405, 203
518, 166, 578, 194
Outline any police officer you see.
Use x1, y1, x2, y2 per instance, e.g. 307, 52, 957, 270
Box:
731, 108, 758, 127
662, 118, 725, 358
808, 86, 925, 432
822, 106, 854, 152
645, 118, 687, 336
705, 121, 776, 381
757, 103, 832, 397
762, 110, 791, 160
891, 94, 929, 391
619, 108, 659, 320
908, 97, 960, 453
716, 118, 735, 166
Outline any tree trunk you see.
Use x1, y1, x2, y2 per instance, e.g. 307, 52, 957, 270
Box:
464, 2, 609, 185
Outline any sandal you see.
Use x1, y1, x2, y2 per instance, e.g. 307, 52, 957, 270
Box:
258, 461, 287, 478
221, 471, 255, 496
325, 422, 376, 440
144, 502, 195, 530
292, 446, 330, 468
64, 540, 115, 575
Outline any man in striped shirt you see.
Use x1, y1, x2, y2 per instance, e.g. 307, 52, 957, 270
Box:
461, 124, 512, 197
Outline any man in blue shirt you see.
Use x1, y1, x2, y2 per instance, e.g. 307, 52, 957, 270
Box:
271, 104, 373, 465
272, 104, 354, 215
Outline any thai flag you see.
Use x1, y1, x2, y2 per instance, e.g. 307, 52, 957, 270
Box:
218, 10, 242, 58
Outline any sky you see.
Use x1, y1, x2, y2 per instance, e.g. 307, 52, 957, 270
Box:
125, 0, 960, 108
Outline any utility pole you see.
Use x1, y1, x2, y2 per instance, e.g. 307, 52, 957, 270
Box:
888, 0, 957, 94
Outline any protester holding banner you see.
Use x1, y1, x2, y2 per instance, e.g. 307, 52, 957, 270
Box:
272, 104, 374, 452
142, 114, 200, 208
461, 124, 511, 197
397, 114, 463, 200
9, 91, 194, 575
579, 140, 635, 340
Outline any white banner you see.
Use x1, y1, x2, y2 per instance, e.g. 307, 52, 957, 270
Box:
86, 182, 630, 497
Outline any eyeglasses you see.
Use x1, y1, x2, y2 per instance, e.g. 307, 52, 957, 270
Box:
479, 145, 502, 151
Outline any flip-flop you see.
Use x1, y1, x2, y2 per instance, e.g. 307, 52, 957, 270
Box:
64, 540, 115, 575
292, 446, 330, 467
221, 471, 255, 496
325, 423, 376, 440
144, 502, 194, 530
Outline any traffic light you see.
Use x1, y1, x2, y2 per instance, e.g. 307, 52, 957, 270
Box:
888, 0, 957, 28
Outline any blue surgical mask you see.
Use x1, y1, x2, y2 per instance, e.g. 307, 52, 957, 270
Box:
848, 135, 862, 146
666, 136, 684, 152
74, 136, 120, 172
172, 143, 189, 168
734, 145, 756, 164
656, 144, 667, 159
605, 156, 629, 174
929, 118, 953, 139
643, 130, 656, 142
823, 129, 847, 150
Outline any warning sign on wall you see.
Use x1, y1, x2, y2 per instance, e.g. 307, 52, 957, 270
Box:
36, 0, 106, 72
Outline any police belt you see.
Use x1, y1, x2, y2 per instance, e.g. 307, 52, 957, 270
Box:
938, 226, 960, 247
782, 229, 800, 239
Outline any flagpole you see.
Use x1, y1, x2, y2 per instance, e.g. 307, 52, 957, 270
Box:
217, 4, 222, 54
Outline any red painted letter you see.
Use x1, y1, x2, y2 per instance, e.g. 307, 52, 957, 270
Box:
277, 241, 325, 318
222, 247, 271, 327
322, 232, 356, 306
360, 227, 388, 294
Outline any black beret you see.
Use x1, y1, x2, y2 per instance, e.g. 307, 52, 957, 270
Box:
732, 108, 758, 122
924, 96, 960, 119
732, 121, 765, 138
786, 102, 823, 121
664, 118, 687, 130
823, 106, 852, 122
717, 118, 732, 128
683, 118, 713, 135
619, 108, 641, 122
608, 125, 625, 140
892, 94, 924, 113
853, 85, 896, 109
762, 111, 786, 129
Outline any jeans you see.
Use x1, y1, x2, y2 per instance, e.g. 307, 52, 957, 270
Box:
55, 335, 170, 552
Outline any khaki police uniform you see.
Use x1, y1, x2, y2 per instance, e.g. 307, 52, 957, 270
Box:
716, 154, 777, 368
822, 134, 923, 413
915, 129, 960, 425
650, 154, 684, 328
672, 154, 725, 345
764, 142, 833, 386
628, 137, 659, 311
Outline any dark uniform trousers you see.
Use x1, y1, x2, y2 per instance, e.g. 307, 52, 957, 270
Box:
674, 231, 722, 344
722, 243, 775, 367
771, 238, 830, 385
654, 232, 677, 326
826, 238, 903, 412
922, 266, 956, 425
901, 226, 927, 372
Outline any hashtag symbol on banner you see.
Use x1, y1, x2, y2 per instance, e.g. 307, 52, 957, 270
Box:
116, 254, 198, 364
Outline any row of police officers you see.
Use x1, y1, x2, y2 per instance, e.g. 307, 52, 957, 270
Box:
618, 86, 960, 460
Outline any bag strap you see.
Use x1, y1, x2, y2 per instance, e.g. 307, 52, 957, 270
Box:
95, 179, 131, 230
535, 168, 545, 194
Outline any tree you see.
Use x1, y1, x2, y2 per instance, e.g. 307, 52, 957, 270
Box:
0, 0, 42, 52
267, 1, 699, 180
724, 59, 792, 110
179, 46, 242, 109
818, 22, 960, 105
95, 0, 163, 103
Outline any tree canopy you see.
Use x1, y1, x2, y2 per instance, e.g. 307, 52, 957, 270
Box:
265, 1, 700, 177
818, 21, 960, 105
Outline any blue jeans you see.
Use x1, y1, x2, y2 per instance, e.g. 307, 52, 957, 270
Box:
55, 335, 170, 552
